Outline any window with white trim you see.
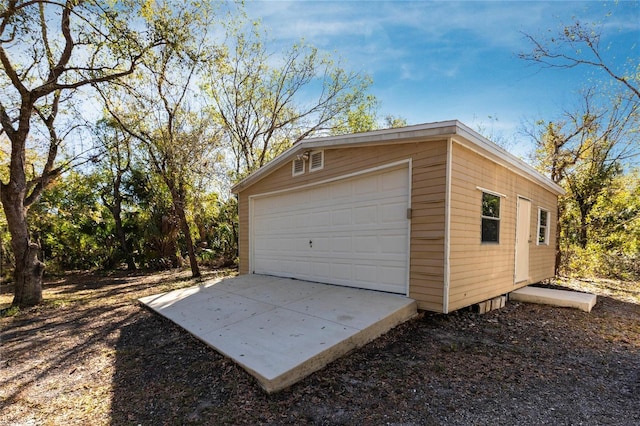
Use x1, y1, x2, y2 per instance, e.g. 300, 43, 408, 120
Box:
537, 208, 550, 245
481, 192, 501, 243
309, 150, 324, 172
292, 158, 305, 176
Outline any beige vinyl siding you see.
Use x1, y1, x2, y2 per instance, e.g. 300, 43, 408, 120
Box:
238, 136, 558, 313
237, 140, 448, 312
529, 193, 558, 283
238, 193, 249, 274
447, 142, 557, 311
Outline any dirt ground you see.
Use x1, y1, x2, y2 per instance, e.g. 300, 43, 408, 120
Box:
1, 270, 639, 425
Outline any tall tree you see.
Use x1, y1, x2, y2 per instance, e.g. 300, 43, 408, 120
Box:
521, 5, 639, 276
588, 171, 640, 279
519, 15, 639, 101
383, 115, 409, 129
205, 22, 375, 179
0, 0, 165, 307
94, 118, 137, 270
97, 1, 220, 278
528, 88, 638, 273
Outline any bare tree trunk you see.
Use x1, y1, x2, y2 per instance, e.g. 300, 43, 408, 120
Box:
1, 187, 44, 307
171, 188, 200, 278
176, 206, 200, 278
108, 173, 136, 271
111, 203, 137, 271
554, 203, 562, 276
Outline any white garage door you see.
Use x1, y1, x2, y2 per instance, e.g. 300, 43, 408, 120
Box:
251, 165, 410, 294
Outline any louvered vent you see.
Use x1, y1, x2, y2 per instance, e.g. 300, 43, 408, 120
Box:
292, 158, 305, 176
309, 150, 324, 171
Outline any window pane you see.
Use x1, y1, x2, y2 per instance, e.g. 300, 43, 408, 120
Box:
538, 226, 546, 244
540, 210, 548, 226
482, 193, 500, 218
482, 218, 500, 243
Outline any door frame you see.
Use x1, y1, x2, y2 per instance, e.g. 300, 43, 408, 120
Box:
515, 196, 531, 284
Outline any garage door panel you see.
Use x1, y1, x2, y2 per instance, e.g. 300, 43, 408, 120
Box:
353, 205, 377, 224
379, 266, 406, 287
252, 166, 409, 294
330, 181, 352, 198
353, 174, 378, 194
380, 235, 407, 253
353, 236, 378, 252
331, 236, 352, 252
309, 185, 330, 201
382, 168, 407, 190
381, 202, 406, 223
328, 263, 350, 280
354, 264, 378, 282
332, 208, 352, 225
311, 211, 331, 226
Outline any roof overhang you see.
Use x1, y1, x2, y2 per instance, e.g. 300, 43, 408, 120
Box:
231, 120, 565, 196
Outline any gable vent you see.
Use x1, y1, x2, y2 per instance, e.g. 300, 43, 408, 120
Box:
309, 150, 324, 172
292, 158, 305, 176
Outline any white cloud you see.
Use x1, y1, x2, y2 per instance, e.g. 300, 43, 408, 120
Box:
243, 1, 599, 78
241, 0, 638, 136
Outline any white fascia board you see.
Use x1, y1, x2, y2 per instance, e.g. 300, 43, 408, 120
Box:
453, 122, 565, 196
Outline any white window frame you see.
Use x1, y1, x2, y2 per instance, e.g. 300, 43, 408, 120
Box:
292, 158, 305, 176
309, 150, 324, 172
537, 207, 550, 245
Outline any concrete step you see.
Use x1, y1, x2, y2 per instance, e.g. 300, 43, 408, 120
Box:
510, 286, 597, 312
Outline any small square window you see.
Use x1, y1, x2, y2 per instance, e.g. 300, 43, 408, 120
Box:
481, 192, 500, 243
292, 158, 305, 176
309, 150, 324, 172
538, 208, 549, 245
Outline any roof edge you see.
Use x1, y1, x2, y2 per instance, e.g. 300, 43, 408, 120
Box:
231, 120, 459, 193
231, 120, 565, 196
453, 122, 565, 196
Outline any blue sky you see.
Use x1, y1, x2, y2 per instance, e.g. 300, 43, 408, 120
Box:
243, 1, 639, 153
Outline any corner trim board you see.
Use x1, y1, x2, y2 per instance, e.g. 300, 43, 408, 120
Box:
443, 138, 453, 314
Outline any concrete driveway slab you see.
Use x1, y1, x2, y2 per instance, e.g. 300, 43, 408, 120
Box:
202, 307, 359, 383
139, 274, 416, 393
285, 284, 414, 330
164, 290, 277, 336
226, 276, 328, 305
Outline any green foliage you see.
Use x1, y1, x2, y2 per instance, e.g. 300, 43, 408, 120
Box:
561, 171, 640, 280
28, 172, 115, 271
209, 197, 238, 263
330, 88, 379, 135
0, 305, 20, 317
205, 18, 376, 178
383, 115, 408, 129
122, 166, 181, 270
1, 1, 385, 280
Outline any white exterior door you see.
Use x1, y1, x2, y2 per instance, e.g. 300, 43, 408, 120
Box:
515, 197, 531, 283
250, 165, 410, 294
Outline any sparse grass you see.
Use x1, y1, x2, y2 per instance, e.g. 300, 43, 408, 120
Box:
554, 276, 640, 304
0, 305, 19, 317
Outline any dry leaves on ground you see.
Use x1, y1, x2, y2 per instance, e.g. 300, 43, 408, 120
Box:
1, 271, 638, 425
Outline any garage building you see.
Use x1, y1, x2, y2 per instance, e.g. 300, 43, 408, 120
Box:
231, 120, 564, 313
